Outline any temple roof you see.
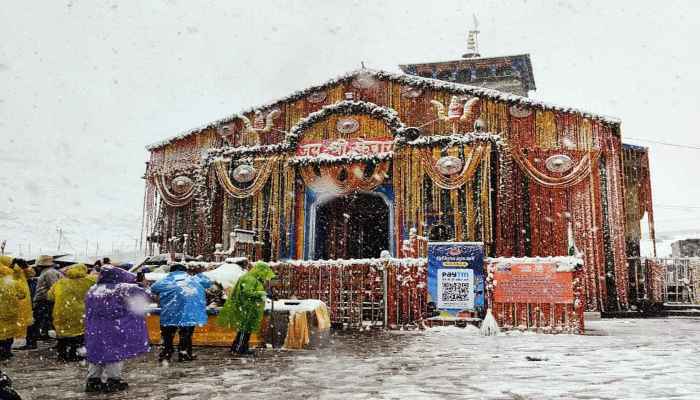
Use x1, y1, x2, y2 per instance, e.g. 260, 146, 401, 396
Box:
147, 68, 619, 151
399, 54, 537, 92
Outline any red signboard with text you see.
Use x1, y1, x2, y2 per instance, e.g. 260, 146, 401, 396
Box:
493, 263, 574, 304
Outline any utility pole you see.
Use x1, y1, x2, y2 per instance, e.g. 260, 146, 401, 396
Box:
56, 227, 64, 252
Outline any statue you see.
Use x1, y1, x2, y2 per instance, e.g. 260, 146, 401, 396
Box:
430, 96, 480, 134
219, 109, 281, 147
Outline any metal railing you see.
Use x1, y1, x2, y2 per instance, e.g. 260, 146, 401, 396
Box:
628, 257, 699, 305
269, 258, 428, 329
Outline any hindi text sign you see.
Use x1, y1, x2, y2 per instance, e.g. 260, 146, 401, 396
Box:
493, 263, 574, 304
296, 137, 393, 158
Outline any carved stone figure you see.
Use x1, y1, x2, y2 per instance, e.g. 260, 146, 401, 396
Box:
218, 109, 281, 147
430, 96, 481, 134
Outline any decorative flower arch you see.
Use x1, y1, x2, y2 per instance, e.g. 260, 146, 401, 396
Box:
285, 100, 410, 149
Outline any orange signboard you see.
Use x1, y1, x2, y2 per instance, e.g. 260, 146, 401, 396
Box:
493, 263, 574, 304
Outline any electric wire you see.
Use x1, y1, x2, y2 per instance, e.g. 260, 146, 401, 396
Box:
625, 137, 700, 150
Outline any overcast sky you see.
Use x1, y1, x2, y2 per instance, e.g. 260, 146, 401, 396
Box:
1, 0, 699, 256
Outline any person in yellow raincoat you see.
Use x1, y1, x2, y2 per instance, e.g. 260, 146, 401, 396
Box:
0, 256, 35, 347
0, 262, 25, 361
47, 263, 96, 362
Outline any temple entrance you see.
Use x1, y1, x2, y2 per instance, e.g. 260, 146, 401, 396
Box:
314, 192, 390, 260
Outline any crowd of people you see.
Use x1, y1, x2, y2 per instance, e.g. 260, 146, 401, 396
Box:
0, 254, 276, 396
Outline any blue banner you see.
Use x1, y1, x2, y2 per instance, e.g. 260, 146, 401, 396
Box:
427, 242, 485, 317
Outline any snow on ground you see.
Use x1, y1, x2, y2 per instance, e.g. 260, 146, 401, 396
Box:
3, 318, 699, 399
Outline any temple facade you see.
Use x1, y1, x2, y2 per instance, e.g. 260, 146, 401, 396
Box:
143, 54, 654, 312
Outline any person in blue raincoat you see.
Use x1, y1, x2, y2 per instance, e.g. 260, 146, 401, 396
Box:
150, 263, 212, 363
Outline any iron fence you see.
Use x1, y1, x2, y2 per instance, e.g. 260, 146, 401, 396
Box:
628, 257, 699, 306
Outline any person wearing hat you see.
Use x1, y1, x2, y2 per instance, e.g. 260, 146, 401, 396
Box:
217, 261, 275, 355
32, 255, 62, 340
47, 263, 96, 361
150, 263, 212, 363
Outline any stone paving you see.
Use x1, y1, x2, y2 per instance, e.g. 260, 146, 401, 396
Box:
2, 318, 699, 399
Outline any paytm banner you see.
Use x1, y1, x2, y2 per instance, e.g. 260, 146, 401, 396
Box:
427, 242, 485, 317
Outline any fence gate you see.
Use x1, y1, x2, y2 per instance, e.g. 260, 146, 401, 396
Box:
660, 258, 698, 304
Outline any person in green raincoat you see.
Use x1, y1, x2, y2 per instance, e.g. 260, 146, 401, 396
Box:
0, 263, 25, 361
217, 261, 275, 355
48, 263, 97, 361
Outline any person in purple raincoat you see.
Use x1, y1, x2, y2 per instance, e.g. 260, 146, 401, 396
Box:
83, 266, 150, 393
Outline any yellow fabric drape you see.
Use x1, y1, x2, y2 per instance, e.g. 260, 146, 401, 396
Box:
214, 156, 280, 199
391, 139, 493, 241
419, 143, 488, 190
315, 305, 331, 331
153, 174, 195, 207
299, 161, 390, 194
283, 311, 310, 350
511, 149, 601, 189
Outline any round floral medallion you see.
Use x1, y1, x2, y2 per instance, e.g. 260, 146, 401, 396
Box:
545, 154, 574, 173
171, 176, 194, 194
232, 164, 257, 183
509, 105, 532, 118
436, 156, 464, 175
308, 91, 327, 103
336, 118, 360, 134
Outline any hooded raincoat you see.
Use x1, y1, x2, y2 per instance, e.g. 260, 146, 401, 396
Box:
217, 262, 275, 333
150, 271, 212, 327
0, 256, 33, 330
0, 265, 25, 340
47, 264, 96, 338
13, 266, 35, 330
84, 266, 150, 364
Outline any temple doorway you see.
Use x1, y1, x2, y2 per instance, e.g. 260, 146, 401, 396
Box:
314, 192, 390, 260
